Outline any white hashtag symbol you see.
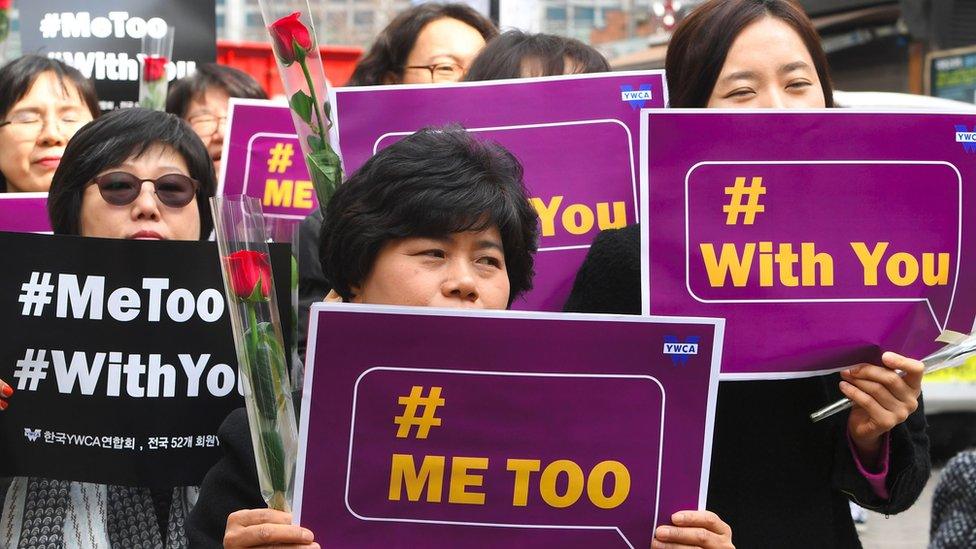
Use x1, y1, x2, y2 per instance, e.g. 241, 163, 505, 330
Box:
14, 349, 48, 391
39, 13, 61, 38
18, 272, 54, 316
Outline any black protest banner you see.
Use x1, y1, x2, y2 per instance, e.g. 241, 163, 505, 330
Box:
19, 0, 216, 111
0, 232, 292, 488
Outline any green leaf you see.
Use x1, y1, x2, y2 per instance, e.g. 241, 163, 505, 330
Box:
289, 90, 313, 125
290, 254, 299, 290
307, 134, 324, 152
306, 147, 343, 207
323, 100, 332, 124
261, 429, 286, 491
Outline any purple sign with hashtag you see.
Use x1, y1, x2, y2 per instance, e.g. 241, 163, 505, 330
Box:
332, 72, 667, 311
642, 110, 976, 378
219, 98, 318, 220
0, 194, 52, 233
295, 304, 723, 549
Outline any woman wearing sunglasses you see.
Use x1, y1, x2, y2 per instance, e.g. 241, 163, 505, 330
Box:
47, 107, 215, 240
0, 108, 214, 548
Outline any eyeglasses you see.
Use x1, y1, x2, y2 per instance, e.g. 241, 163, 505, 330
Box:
90, 171, 199, 208
404, 62, 466, 83
187, 114, 227, 137
0, 110, 88, 141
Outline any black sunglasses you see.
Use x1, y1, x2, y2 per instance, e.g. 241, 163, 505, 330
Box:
91, 171, 199, 208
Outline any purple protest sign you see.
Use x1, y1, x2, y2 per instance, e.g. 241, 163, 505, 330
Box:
0, 193, 51, 233
295, 304, 723, 548
219, 98, 319, 219
641, 110, 976, 379
333, 72, 667, 311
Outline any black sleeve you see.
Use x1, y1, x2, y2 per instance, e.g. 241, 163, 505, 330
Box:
297, 209, 330, 361
563, 224, 642, 315
187, 407, 266, 548
826, 372, 931, 514
929, 451, 976, 549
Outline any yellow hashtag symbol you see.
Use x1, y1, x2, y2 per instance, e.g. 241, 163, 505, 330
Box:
267, 143, 294, 174
723, 176, 766, 225
394, 386, 444, 439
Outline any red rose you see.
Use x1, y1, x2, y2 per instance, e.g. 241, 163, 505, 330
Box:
0, 0, 11, 10
143, 56, 168, 82
268, 11, 313, 66
226, 250, 272, 301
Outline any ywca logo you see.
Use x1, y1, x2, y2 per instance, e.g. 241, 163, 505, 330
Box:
663, 336, 700, 365
24, 428, 41, 442
620, 84, 653, 110
955, 125, 976, 153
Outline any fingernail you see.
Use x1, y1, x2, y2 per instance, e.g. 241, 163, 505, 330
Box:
0, 400, 8, 410
850, 366, 861, 374
673, 512, 686, 523
839, 381, 851, 390
302, 529, 314, 542
2, 385, 12, 397
656, 526, 672, 537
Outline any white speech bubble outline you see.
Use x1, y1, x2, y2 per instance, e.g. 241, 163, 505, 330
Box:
683, 160, 962, 335
373, 119, 639, 253
342, 366, 665, 549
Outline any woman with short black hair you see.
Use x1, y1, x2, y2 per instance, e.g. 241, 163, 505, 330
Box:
0, 55, 100, 193
187, 126, 543, 548
48, 107, 216, 240
1, 108, 216, 548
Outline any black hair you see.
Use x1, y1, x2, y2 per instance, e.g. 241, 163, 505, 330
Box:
465, 30, 610, 81
320, 126, 538, 306
348, 3, 498, 86
47, 108, 216, 239
165, 63, 268, 118
0, 54, 100, 191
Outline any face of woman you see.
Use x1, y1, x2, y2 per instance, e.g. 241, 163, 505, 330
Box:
397, 17, 487, 84
707, 17, 826, 109
78, 144, 201, 241
0, 71, 93, 192
184, 87, 230, 175
352, 226, 510, 309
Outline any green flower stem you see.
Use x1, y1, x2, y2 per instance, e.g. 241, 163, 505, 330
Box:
245, 301, 287, 506
298, 57, 328, 139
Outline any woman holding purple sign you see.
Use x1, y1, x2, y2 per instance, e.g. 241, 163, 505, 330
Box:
565, 0, 930, 547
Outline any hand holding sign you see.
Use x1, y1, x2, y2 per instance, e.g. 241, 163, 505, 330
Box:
653, 510, 734, 549
223, 509, 317, 549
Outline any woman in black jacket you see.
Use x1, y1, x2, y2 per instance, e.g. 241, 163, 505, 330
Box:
565, 1, 930, 547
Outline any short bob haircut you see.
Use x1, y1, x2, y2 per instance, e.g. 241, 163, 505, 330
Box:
47, 108, 217, 238
320, 126, 539, 306
166, 63, 268, 118
348, 3, 498, 86
665, 0, 834, 108
465, 30, 610, 81
0, 55, 100, 191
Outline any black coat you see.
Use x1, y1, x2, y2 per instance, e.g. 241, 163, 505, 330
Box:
566, 224, 931, 548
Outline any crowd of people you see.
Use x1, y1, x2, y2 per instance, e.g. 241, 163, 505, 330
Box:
0, 0, 971, 547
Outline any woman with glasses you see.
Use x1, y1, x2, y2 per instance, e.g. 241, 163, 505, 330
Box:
0, 55, 99, 193
167, 63, 268, 176
0, 109, 215, 548
348, 3, 497, 86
